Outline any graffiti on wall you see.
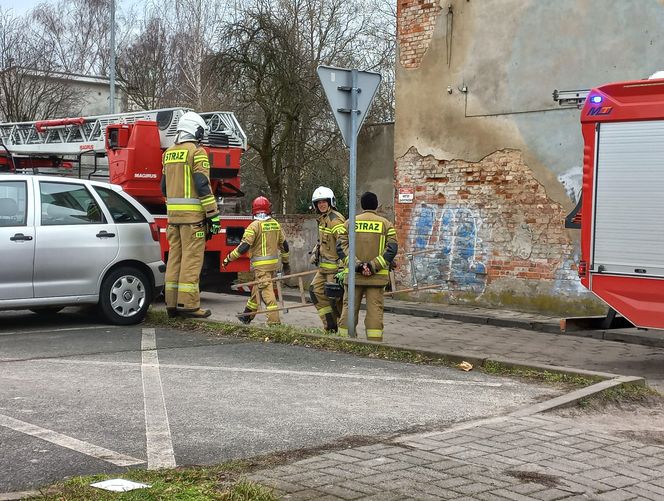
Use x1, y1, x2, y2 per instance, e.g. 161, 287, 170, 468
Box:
409, 203, 488, 295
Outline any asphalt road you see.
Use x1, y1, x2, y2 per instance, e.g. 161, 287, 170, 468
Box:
0, 309, 561, 493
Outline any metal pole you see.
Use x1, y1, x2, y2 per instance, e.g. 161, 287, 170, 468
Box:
109, 0, 116, 114
347, 69, 359, 338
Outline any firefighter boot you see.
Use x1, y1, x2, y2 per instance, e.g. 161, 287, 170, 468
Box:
179, 308, 212, 319
238, 307, 254, 325
166, 308, 180, 319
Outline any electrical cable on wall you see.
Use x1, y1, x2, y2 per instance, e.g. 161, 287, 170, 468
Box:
446, 4, 454, 67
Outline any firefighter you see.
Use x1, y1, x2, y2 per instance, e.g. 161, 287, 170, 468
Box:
309, 186, 346, 332
336, 192, 397, 341
162, 111, 221, 319
222, 196, 290, 325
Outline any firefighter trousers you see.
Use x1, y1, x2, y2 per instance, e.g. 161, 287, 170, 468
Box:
246, 268, 280, 324
165, 222, 206, 311
309, 271, 342, 331
338, 285, 385, 341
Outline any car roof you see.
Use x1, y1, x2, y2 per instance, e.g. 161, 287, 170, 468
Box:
0, 174, 123, 192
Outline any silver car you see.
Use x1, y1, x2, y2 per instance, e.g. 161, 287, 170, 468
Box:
0, 174, 165, 325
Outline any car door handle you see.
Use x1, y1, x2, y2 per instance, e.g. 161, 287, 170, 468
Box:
96, 231, 116, 238
10, 233, 33, 241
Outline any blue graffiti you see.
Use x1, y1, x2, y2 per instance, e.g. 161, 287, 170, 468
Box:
410, 204, 487, 295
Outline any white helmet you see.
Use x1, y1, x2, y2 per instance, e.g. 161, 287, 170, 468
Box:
176, 111, 209, 141
312, 186, 336, 211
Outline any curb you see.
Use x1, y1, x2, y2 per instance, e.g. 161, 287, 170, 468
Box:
278, 289, 664, 348
0, 491, 40, 501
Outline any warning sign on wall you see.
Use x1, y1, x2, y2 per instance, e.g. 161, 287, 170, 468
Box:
398, 187, 414, 204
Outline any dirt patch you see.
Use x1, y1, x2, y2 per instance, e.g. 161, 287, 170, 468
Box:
505, 470, 561, 487
552, 398, 664, 446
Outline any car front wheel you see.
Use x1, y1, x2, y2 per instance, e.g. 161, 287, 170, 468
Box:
98, 267, 151, 325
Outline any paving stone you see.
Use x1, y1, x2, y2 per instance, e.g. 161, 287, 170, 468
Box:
407, 465, 451, 481
338, 449, 378, 460
598, 475, 640, 489
371, 460, 413, 473
356, 471, 405, 486
356, 491, 414, 501
259, 477, 305, 493
491, 488, 542, 501
474, 492, 513, 501
316, 484, 364, 500
298, 473, 346, 489
404, 448, 448, 461
592, 490, 639, 501
434, 476, 474, 489
623, 485, 663, 500
529, 488, 575, 500
388, 453, 431, 465
335, 480, 382, 495
509, 482, 547, 495
353, 457, 395, 469
281, 489, 329, 501
452, 481, 494, 495
321, 452, 363, 463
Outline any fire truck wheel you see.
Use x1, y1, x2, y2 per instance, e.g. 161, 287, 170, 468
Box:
98, 266, 152, 325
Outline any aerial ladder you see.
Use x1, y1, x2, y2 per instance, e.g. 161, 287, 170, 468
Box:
0, 108, 252, 289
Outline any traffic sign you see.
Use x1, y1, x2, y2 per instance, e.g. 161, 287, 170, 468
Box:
317, 65, 381, 147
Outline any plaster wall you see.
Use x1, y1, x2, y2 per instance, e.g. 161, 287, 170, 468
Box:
395, 0, 664, 314
358, 123, 395, 219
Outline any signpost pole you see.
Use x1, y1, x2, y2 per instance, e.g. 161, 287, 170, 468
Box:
347, 69, 359, 338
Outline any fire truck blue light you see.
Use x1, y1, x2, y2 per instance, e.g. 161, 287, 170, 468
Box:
591, 95, 603, 104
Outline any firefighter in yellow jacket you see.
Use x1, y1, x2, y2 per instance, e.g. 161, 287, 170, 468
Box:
309, 186, 346, 332
162, 111, 220, 319
336, 192, 397, 341
223, 196, 290, 325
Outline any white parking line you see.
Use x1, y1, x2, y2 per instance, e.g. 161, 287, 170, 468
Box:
141, 328, 176, 469
0, 325, 114, 337
30, 359, 505, 387
0, 414, 143, 466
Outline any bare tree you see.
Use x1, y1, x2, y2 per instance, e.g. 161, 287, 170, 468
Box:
0, 8, 81, 121
216, 0, 389, 213
117, 15, 178, 110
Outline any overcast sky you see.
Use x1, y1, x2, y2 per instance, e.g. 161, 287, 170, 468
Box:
3, 0, 40, 15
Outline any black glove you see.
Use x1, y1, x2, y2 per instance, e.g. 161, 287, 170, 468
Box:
282, 263, 291, 276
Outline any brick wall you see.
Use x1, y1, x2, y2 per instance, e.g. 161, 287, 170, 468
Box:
397, 0, 442, 68
394, 148, 600, 314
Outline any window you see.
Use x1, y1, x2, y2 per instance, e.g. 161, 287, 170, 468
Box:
40, 182, 106, 225
95, 187, 146, 223
0, 181, 27, 227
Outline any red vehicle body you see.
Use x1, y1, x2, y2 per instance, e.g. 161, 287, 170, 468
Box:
577, 78, 664, 329
0, 108, 251, 290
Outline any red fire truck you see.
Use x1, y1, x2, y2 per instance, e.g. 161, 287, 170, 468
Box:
0, 108, 251, 290
571, 77, 664, 329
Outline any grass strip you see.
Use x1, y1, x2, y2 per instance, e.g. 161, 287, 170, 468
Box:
147, 311, 599, 390
27, 461, 277, 500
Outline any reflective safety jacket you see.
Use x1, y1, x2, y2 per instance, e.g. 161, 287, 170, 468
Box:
316, 209, 346, 272
227, 217, 289, 272
337, 210, 398, 286
161, 141, 219, 224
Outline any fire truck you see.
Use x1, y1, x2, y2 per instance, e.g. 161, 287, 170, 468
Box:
0, 108, 251, 290
569, 77, 664, 330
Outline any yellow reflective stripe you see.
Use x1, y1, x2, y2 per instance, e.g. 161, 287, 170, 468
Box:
184, 162, 191, 198
253, 259, 279, 266
319, 227, 333, 234
321, 262, 337, 270
387, 228, 397, 236
261, 233, 266, 256
355, 220, 383, 233
318, 306, 333, 316
376, 269, 388, 275
380, 235, 385, 253
366, 329, 383, 339
193, 155, 208, 163
244, 229, 255, 236
201, 195, 215, 204
165, 282, 177, 290
168, 204, 204, 211
163, 149, 188, 163
376, 256, 388, 269
331, 224, 345, 234
178, 283, 198, 292
266, 305, 279, 310
246, 300, 258, 309
230, 249, 240, 260
338, 327, 348, 337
